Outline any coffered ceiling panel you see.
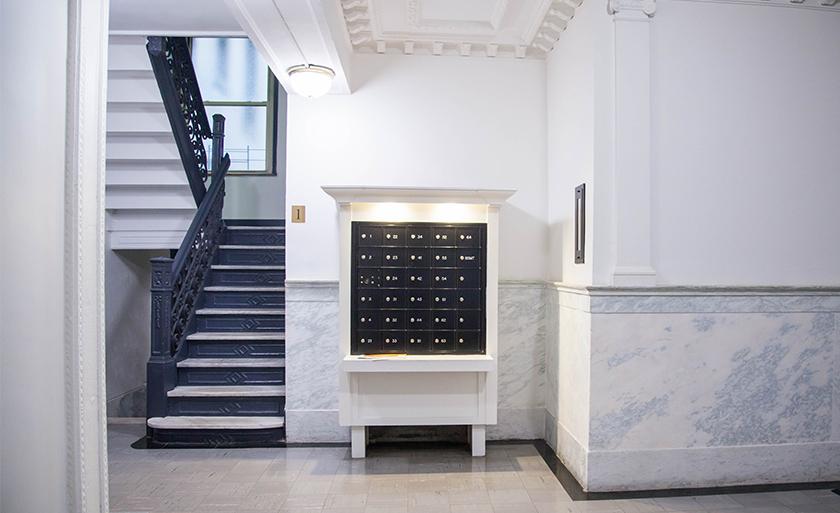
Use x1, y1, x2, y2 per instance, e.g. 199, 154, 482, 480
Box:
341, 0, 583, 59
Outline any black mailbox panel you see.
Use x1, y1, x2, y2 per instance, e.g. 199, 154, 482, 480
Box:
351, 222, 487, 355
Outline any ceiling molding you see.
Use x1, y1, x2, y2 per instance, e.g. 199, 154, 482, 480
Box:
340, 0, 584, 60
672, 0, 840, 10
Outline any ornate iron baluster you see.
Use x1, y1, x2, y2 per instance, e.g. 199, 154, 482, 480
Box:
147, 36, 212, 205
146, 33, 232, 421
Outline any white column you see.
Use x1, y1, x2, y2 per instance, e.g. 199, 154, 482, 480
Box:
609, 0, 658, 286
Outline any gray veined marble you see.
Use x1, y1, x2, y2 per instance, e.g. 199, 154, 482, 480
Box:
285, 290, 341, 412
589, 311, 837, 451
497, 284, 546, 411
284, 281, 548, 442
549, 284, 840, 490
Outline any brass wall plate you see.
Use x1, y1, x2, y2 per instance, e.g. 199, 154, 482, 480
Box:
291, 205, 306, 223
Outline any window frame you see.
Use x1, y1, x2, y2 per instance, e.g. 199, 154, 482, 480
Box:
191, 37, 279, 177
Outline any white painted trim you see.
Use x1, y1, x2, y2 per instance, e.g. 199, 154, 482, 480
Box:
322, 186, 516, 206
108, 30, 247, 37
610, 4, 657, 287
65, 0, 110, 510
550, 283, 840, 296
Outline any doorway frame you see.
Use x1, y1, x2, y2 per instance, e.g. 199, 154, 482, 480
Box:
65, 0, 111, 510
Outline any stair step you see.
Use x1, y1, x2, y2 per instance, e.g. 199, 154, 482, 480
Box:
177, 358, 285, 368
168, 385, 286, 397
226, 226, 284, 231
211, 265, 285, 270
187, 332, 285, 341
219, 245, 285, 250
195, 308, 285, 316
147, 416, 285, 430
204, 286, 285, 292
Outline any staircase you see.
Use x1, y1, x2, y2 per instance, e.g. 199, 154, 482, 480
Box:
141, 36, 287, 447
106, 35, 195, 249
147, 221, 287, 447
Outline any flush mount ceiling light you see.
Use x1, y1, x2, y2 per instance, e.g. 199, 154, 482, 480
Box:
287, 64, 335, 98
278, 9, 335, 99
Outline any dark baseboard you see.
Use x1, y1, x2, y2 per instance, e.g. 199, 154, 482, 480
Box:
533, 440, 840, 501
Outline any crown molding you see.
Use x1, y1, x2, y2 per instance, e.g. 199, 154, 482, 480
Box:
672, 0, 840, 10
340, 0, 584, 59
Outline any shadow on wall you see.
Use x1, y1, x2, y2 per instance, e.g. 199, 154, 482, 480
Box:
105, 247, 167, 417
497, 201, 548, 281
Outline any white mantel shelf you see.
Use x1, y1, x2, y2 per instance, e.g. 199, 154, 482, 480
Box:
322, 186, 516, 206
341, 355, 495, 373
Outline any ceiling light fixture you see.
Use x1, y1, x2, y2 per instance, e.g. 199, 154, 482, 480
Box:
279, 11, 335, 99
286, 64, 335, 99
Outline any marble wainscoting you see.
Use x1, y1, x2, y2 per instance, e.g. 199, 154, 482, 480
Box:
490, 281, 546, 440
284, 281, 347, 442
545, 286, 592, 486
284, 281, 547, 443
553, 285, 840, 492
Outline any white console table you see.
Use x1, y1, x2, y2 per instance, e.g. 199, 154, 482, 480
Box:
323, 186, 515, 458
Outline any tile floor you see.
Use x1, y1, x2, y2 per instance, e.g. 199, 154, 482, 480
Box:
108, 424, 840, 513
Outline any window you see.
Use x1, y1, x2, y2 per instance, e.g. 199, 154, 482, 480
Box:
192, 37, 279, 175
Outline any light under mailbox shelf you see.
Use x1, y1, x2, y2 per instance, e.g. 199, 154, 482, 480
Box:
341, 354, 494, 373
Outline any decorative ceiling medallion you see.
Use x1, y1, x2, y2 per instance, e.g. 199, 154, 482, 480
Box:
340, 0, 584, 59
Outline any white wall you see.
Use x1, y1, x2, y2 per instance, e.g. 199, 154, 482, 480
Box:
0, 1, 70, 511
545, 1, 615, 286
651, 1, 840, 286
286, 53, 547, 281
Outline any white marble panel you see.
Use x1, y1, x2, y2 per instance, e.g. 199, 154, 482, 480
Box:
544, 409, 558, 450
285, 283, 341, 412
497, 283, 546, 411
285, 410, 349, 443
834, 313, 840, 442
488, 407, 545, 440
544, 290, 560, 423
587, 441, 840, 492
556, 293, 591, 448
587, 287, 840, 314
555, 417, 588, 487
590, 311, 837, 451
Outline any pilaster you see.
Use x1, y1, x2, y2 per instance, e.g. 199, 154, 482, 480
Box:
609, 0, 657, 286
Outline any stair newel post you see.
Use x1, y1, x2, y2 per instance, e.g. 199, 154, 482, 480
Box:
147, 257, 177, 418
211, 113, 225, 176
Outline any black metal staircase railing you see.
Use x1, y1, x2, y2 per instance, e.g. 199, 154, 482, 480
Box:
145, 36, 230, 418
146, 36, 213, 205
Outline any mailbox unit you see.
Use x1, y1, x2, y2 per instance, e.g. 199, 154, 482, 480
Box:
323, 186, 515, 458
351, 222, 487, 356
